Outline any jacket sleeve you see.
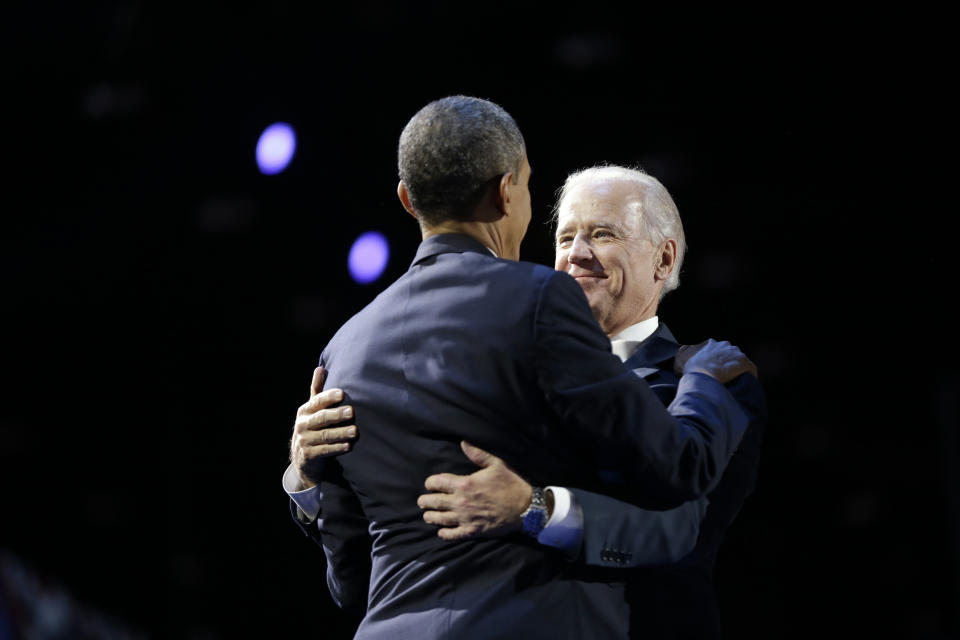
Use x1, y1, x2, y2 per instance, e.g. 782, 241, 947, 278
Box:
572, 487, 707, 567
315, 459, 372, 617
533, 270, 749, 508
572, 370, 767, 569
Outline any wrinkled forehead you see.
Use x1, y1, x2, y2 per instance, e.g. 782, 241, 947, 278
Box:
556, 178, 644, 233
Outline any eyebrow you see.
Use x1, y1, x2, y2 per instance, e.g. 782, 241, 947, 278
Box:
555, 221, 627, 238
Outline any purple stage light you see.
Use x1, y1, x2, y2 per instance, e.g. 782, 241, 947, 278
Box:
348, 231, 390, 284
256, 122, 296, 175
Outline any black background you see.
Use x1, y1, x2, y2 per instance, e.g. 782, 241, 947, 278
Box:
3, 3, 956, 638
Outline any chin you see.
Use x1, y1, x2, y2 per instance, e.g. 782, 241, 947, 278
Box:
587, 300, 609, 321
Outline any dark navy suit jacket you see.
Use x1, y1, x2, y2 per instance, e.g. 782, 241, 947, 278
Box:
309, 234, 749, 639
572, 323, 767, 639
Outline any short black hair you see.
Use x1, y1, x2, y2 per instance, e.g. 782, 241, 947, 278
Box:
398, 96, 525, 225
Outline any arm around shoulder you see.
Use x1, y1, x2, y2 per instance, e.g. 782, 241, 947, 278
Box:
533, 271, 748, 507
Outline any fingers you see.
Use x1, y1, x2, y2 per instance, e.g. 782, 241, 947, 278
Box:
422, 510, 462, 527
460, 441, 497, 468
300, 424, 358, 446
423, 472, 463, 493
420, 508, 481, 541
727, 355, 759, 379
715, 343, 758, 380
298, 405, 354, 432
436, 525, 478, 541
301, 441, 353, 460
293, 420, 357, 470
297, 388, 346, 417
674, 340, 710, 375
418, 495, 482, 540
417, 493, 466, 529
417, 492, 453, 511
310, 366, 327, 397
698, 339, 727, 356
308, 388, 345, 412
677, 339, 760, 382
687, 339, 713, 352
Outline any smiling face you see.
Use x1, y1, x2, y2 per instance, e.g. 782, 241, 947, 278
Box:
554, 177, 669, 336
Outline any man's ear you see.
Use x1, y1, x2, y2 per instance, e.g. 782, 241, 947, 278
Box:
496, 171, 515, 217
397, 181, 419, 220
654, 239, 678, 281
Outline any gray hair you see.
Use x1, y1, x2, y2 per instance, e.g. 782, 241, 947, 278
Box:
398, 96, 525, 226
552, 165, 686, 298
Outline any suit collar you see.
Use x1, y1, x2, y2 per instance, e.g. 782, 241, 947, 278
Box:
623, 323, 680, 370
411, 233, 495, 267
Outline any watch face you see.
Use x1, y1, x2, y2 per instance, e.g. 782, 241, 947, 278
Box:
522, 487, 548, 536
523, 508, 547, 535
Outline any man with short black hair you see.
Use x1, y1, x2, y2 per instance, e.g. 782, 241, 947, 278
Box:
396, 96, 526, 227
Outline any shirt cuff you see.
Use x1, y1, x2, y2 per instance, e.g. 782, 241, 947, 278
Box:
537, 486, 584, 556
282, 463, 322, 521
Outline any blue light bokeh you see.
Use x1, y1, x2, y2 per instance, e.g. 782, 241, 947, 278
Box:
255, 122, 296, 175
348, 231, 390, 284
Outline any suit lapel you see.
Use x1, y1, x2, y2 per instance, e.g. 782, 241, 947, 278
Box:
623, 323, 680, 374
625, 323, 681, 405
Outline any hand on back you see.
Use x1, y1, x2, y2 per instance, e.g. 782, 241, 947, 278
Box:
290, 366, 358, 488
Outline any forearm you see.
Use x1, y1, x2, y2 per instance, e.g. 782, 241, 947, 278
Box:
540, 361, 748, 506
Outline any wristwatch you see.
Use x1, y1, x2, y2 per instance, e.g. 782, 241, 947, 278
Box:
520, 486, 549, 538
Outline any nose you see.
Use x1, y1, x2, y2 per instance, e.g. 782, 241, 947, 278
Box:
568, 235, 595, 267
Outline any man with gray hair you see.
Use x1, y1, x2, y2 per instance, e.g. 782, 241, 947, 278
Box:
286, 97, 755, 639
412, 164, 766, 638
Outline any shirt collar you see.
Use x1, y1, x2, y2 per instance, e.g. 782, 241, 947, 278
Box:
609, 317, 659, 362
609, 317, 659, 344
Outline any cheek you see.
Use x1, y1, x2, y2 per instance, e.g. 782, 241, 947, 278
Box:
580, 280, 610, 303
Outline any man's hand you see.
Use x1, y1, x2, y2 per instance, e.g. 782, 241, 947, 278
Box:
417, 441, 533, 541
674, 338, 758, 383
290, 366, 358, 489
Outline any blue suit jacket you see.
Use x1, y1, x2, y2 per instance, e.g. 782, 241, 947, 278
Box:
572, 323, 767, 639
310, 234, 749, 639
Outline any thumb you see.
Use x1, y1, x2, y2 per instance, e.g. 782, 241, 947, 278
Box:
310, 366, 327, 398
461, 441, 498, 469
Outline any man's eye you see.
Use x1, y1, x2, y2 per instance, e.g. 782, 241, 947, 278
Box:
556, 236, 572, 246
594, 230, 613, 239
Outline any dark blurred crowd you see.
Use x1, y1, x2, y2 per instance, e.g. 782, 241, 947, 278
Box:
0, 551, 144, 640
